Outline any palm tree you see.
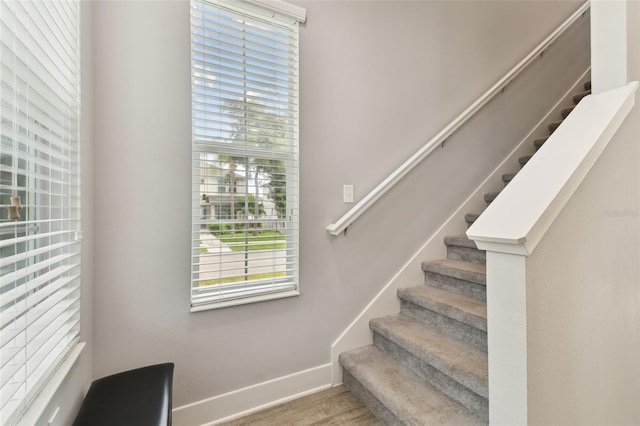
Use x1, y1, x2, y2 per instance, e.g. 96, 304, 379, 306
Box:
225, 162, 238, 236
222, 95, 291, 227
243, 194, 265, 236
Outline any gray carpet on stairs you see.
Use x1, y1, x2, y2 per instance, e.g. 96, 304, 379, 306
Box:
340, 347, 480, 426
339, 80, 591, 425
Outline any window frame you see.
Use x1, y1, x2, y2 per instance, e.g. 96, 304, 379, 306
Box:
0, 0, 82, 423
189, 0, 304, 311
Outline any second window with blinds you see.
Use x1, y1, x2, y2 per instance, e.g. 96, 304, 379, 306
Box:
190, 0, 302, 310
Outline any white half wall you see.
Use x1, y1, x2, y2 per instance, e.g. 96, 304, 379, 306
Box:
527, 2, 640, 422
525, 98, 639, 424
468, 2, 640, 413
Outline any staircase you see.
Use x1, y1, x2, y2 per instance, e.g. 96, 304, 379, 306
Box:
339, 80, 592, 425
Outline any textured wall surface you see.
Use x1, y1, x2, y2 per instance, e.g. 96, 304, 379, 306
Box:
526, 103, 639, 424
527, 3, 640, 423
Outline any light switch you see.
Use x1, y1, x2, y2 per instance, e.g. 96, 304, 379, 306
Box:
343, 185, 354, 203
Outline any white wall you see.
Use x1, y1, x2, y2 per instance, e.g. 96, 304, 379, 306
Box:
526, 3, 640, 423
525, 102, 639, 424
90, 0, 588, 414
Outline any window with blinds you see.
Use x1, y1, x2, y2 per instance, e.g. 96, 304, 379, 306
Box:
190, 0, 301, 310
0, 0, 81, 423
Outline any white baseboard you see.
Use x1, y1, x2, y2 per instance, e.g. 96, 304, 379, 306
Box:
172, 363, 332, 426
329, 67, 591, 385
170, 69, 592, 425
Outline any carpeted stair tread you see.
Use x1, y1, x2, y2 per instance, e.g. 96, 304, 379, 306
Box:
519, 154, 533, 167
339, 79, 598, 424
483, 191, 500, 204
561, 106, 575, 118
398, 286, 487, 332
371, 315, 488, 398
422, 259, 486, 285
444, 234, 478, 249
547, 120, 563, 134
534, 137, 548, 149
339, 346, 480, 425
502, 172, 516, 185
573, 90, 591, 104
465, 213, 480, 226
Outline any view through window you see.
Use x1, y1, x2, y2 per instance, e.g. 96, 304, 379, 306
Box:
0, 0, 81, 423
190, 0, 300, 309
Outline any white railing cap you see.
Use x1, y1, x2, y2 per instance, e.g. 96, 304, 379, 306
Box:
467, 82, 639, 256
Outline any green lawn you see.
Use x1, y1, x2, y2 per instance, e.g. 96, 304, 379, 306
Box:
200, 271, 286, 286
215, 230, 285, 252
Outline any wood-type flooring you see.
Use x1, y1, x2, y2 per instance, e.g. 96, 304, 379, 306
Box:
218, 385, 380, 425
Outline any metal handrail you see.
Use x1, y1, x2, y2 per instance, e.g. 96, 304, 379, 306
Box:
326, 1, 590, 236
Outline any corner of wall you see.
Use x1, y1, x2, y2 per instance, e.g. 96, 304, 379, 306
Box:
172, 364, 332, 425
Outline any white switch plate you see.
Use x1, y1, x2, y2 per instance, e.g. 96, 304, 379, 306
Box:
343, 185, 354, 203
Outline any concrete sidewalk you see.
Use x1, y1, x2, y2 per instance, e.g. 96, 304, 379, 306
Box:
197, 231, 287, 282
200, 231, 232, 253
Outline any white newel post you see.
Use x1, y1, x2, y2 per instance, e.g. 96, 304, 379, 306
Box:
484, 250, 528, 425
468, 238, 532, 425
468, 3, 638, 423
467, 82, 637, 426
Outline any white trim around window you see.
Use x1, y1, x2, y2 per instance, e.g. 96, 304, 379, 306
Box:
190, 0, 302, 311
0, 0, 82, 423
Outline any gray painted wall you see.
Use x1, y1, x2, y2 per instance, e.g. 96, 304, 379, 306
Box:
90, 0, 588, 408
527, 3, 640, 422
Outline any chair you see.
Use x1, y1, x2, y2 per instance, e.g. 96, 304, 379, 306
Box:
73, 363, 174, 426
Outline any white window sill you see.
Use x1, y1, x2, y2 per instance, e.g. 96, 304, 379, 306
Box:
191, 290, 300, 312
18, 342, 86, 426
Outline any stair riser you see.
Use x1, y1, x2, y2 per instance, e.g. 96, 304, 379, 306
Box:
424, 272, 486, 302
400, 300, 487, 353
341, 369, 404, 425
373, 333, 489, 423
446, 246, 486, 265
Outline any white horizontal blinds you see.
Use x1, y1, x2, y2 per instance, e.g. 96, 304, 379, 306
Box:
0, 0, 81, 424
191, 0, 299, 307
